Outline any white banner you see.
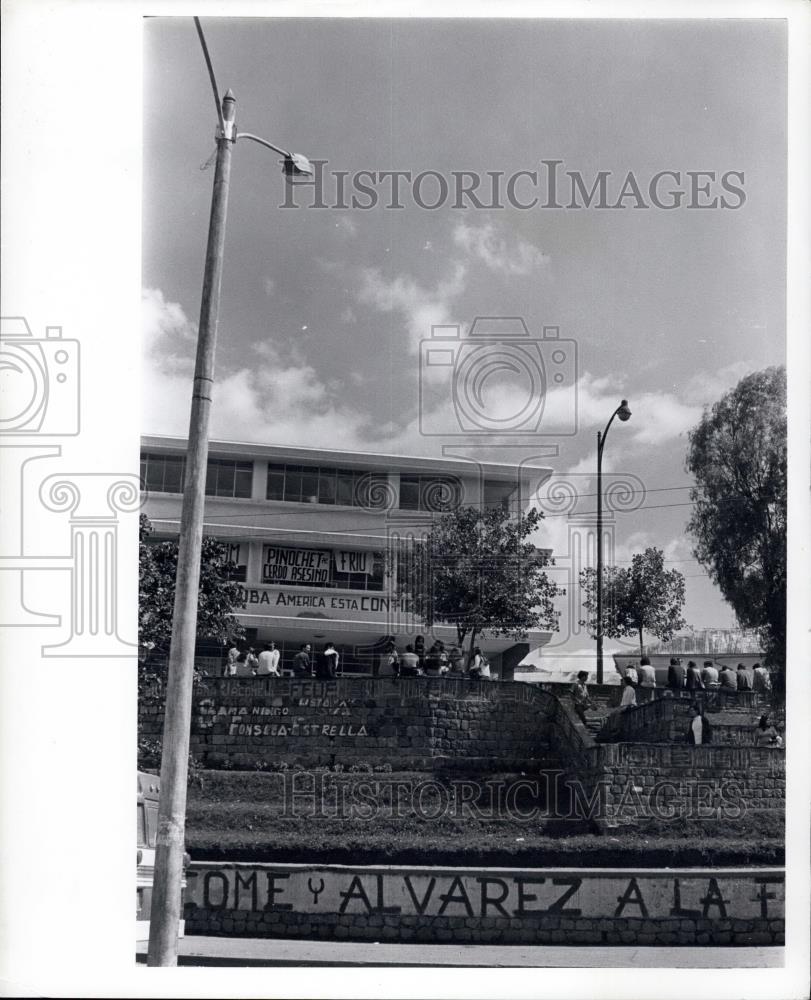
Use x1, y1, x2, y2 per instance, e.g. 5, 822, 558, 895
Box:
335, 550, 372, 575
262, 546, 330, 584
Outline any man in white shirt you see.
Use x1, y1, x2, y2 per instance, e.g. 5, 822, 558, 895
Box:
257, 641, 281, 676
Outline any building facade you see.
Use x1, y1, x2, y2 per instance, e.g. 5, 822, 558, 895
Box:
140, 435, 554, 678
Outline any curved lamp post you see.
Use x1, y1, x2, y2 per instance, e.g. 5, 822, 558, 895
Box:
148, 25, 315, 967
595, 399, 632, 684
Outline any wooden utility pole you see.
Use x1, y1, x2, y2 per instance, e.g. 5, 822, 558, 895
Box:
147, 89, 236, 967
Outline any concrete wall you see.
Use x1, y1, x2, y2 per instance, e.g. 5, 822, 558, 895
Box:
183, 861, 784, 945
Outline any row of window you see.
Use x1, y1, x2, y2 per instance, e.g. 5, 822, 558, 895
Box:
141, 453, 472, 511
141, 454, 253, 499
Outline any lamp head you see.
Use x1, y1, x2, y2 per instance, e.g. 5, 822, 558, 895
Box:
283, 152, 313, 178
617, 399, 632, 422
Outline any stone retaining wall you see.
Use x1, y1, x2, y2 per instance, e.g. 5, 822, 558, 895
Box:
140, 676, 558, 771
183, 861, 785, 946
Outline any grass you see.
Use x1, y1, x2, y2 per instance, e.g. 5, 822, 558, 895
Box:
185, 770, 784, 868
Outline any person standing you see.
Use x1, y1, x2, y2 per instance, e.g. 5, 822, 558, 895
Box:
701, 660, 720, 689
752, 662, 772, 693
385, 644, 400, 676
319, 642, 339, 679
570, 670, 592, 727
637, 657, 656, 700
686, 660, 705, 692
257, 641, 281, 676
686, 703, 712, 745
225, 641, 240, 677
667, 657, 686, 693
624, 662, 639, 686
234, 651, 254, 678
292, 643, 312, 678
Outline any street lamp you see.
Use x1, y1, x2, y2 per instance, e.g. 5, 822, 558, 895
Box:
595, 399, 632, 685
147, 24, 314, 967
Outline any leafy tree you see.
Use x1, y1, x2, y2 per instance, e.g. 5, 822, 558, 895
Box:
138, 513, 245, 663
396, 506, 561, 662
685, 367, 786, 668
579, 546, 686, 656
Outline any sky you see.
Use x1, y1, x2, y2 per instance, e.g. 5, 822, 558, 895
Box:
141, 16, 786, 665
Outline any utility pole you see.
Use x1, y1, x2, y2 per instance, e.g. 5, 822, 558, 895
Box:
147, 89, 236, 967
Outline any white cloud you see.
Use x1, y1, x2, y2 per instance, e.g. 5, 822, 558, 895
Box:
334, 215, 358, 237
453, 220, 549, 275
142, 287, 377, 450
356, 262, 466, 353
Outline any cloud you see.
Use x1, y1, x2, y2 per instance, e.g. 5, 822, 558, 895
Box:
453, 220, 549, 275
142, 287, 378, 450
334, 215, 358, 237
356, 262, 466, 353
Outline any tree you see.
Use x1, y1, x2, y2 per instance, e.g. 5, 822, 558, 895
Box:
138, 513, 245, 662
579, 546, 686, 656
396, 506, 561, 662
685, 367, 786, 668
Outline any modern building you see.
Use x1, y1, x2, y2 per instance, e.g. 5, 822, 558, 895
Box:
140, 435, 554, 678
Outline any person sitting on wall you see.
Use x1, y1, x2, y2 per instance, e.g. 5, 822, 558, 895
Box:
637, 656, 656, 700
737, 662, 755, 691
424, 641, 442, 676
570, 670, 592, 727
448, 645, 464, 674
701, 660, 720, 689
436, 641, 449, 675
752, 662, 772, 693
414, 634, 426, 671
667, 656, 686, 692
292, 643, 312, 678
686, 703, 712, 745
686, 660, 705, 692
624, 662, 639, 686
719, 663, 738, 691
399, 644, 420, 677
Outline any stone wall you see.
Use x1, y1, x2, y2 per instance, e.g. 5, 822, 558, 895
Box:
611, 697, 779, 746
140, 676, 558, 772
573, 743, 785, 828
183, 861, 785, 946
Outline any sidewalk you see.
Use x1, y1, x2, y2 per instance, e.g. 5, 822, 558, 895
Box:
135, 936, 784, 968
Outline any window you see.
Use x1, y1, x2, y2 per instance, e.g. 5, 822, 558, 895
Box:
140, 453, 252, 498
141, 453, 186, 494
398, 475, 463, 512
483, 479, 520, 513
206, 459, 253, 499
266, 463, 391, 509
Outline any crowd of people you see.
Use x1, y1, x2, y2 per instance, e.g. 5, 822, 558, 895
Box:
221, 635, 494, 681
571, 655, 782, 747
